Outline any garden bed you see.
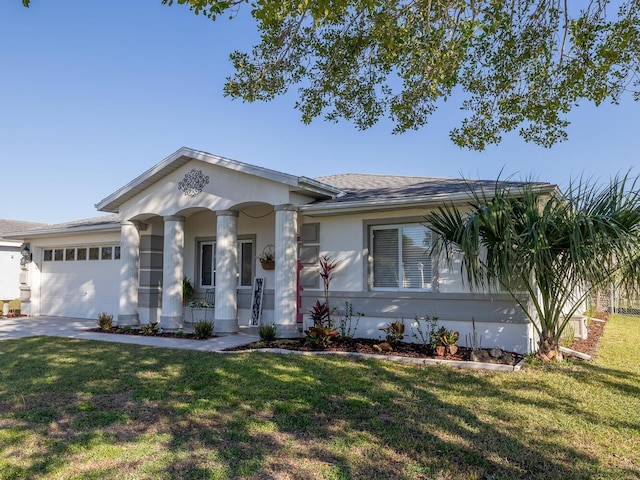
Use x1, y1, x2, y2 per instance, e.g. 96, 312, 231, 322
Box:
224, 337, 525, 366
87, 326, 217, 340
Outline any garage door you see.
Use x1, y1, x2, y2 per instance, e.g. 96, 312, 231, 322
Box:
40, 245, 120, 319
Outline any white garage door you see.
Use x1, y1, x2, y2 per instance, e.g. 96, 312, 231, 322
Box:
41, 245, 120, 319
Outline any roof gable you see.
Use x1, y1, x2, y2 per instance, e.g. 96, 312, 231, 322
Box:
96, 147, 341, 213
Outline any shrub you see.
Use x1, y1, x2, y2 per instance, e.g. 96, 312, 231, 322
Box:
379, 321, 405, 345
194, 320, 214, 339
140, 321, 161, 335
97, 312, 113, 331
305, 325, 339, 349
259, 323, 277, 341
182, 277, 194, 303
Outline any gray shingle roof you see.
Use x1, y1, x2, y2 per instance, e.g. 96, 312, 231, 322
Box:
41, 214, 120, 231
2, 215, 119, 239
0, 219, 48, 236
315, 173, 552, 203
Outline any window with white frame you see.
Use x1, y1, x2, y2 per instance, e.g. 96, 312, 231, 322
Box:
370, 224, 433, 290
199, 239, 254, 289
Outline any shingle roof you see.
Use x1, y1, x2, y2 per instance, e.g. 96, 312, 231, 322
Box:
2, 215, 119, 239
40, 214, 120, 231
0, 219, 48, 236
314, 173, 552, 203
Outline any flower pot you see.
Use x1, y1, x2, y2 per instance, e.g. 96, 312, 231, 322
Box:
260, 259, 275, 270
435, 345, 446, 356
448, 344, 458, 355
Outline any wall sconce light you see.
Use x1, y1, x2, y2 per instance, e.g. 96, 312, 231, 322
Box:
20, 245, 32, 266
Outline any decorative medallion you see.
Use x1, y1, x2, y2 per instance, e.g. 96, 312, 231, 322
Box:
178, 169, 209, 197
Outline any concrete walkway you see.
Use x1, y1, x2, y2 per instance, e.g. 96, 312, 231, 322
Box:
0, 316, 260, 352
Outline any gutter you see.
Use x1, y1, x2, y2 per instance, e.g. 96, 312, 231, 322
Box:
3, 222, 121, 240
300, 184, 557, 216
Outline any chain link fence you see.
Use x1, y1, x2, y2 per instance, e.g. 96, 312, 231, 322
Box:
590, 287, 640, 316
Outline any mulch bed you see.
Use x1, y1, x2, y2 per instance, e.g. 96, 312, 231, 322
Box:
224, 337, 525, 366
87, 327, 216, 340
86, 315, 608, 363
566, 314, 607, 358
227, 315, 610, 365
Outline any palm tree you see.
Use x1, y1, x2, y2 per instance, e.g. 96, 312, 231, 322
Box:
426, 175, 640, 360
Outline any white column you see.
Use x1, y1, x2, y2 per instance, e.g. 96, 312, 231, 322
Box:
274, 204, 298, 337
214, 210, 239, 333
118, 220, 140, 326
160, 215, 185, 330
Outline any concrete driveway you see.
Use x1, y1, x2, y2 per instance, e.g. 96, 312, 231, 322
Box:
0, 316, 260, 352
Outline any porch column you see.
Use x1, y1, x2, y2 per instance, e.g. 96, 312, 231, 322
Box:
215, 210, 239, 333
160, 215, 185, 330
274, 204, 298, 337
118, 220, 140, 326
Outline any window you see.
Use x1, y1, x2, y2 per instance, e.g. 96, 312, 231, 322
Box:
89, 247, 100, 260
370, 224, 433, 290
43, 249, 52, 261
199, 239, 254, 289
54, 249, 64, 261
65, 248, 76, 261
114, 246, 121, 260
101, 246, 113, 260
77, 248, 87, 260
299, 223, 320, 289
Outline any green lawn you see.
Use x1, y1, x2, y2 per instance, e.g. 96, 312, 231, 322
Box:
0, 316, 638, 479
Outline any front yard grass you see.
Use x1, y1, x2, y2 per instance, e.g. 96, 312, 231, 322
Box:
0, 315, 638, 479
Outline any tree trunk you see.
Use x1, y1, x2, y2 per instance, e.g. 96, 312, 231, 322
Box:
538, 335, 563, 362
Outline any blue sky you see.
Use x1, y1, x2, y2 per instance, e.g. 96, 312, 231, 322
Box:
1, 0, 638, 224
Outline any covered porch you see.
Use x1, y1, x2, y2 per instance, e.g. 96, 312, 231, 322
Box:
96, 148, 340, 336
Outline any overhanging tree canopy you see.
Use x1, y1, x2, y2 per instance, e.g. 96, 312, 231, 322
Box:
425, 175, 640, 360
21, 0, 640, 150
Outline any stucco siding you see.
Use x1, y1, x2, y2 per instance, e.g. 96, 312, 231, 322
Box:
0, 245, 21, 300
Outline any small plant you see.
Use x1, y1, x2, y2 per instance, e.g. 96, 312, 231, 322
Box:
337, 301, 361, 339
118, 326, 132, 333
440, 329, 460, 346
305, 325, 339, 348
465, 317, 483, 353
319, 255, 340, 322
188, 300, 214, 308
431, 327, 460, 355
140, 321, 161, 335
379, 321, 405, 346
194, 320, 214, 339
560, 323, 576, 347
259, 323, 277, 341
258, 244, 275, 269
97, 312, 113, 331
182, 277, 194, 303
309, 300, 330, 327
412, 313, 439, 351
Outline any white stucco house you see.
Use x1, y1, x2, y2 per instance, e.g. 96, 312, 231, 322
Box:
6, 147, 559, 353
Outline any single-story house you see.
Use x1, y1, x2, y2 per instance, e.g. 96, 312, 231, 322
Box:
7, 147, 561, 353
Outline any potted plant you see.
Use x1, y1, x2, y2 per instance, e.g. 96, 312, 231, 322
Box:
259, 245, 275, 270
